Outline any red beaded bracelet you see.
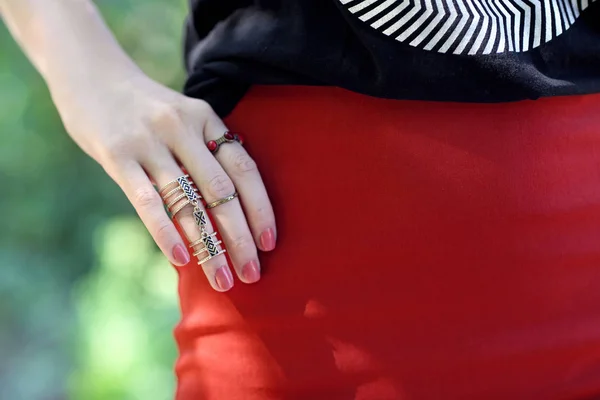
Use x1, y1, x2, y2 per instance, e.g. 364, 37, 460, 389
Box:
207, 131, 244, 154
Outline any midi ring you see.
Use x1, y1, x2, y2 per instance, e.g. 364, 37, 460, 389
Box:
159, 175, 202, 217
206, 131, 244, 154
160, 176, 226, 265
188, 209, 226, 264
189, 231, 226, 265
206, 192, 239, 209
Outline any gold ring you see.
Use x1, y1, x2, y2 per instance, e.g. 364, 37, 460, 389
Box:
158, 175, 202, 218
162, 186, 181, 200
197, 251, 226, 265
206, 192, 238, 209
189, 231, 226, 264
170, 199, 191, 217
193, 240, 223, 257
159, 174, 190, 196
166, 192, 187, 209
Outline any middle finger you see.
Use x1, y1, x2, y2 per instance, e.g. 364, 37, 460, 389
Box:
144, 153, 233, 291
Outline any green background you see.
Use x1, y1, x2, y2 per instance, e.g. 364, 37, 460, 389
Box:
0, 1, 188, 398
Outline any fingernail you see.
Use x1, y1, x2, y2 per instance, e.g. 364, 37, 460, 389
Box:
260, 228, 276, 251
172, 243, 190, 265
242, 260, 261, 283
215, 266, 234, 291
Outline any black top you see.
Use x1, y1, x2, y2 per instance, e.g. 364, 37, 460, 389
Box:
183, 0, 600, 116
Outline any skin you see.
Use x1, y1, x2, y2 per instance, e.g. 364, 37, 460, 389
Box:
0, 0, 277, 291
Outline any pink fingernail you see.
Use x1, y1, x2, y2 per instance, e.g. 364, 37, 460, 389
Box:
215, 266, 234, 291
242, 260, 261, 283
260, 228, 276, 251
172, 243, 190, 265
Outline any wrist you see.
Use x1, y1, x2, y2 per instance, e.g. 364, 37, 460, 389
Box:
45, 56, 146, 108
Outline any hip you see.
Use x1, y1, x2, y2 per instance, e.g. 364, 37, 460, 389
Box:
174, 85, 600, 400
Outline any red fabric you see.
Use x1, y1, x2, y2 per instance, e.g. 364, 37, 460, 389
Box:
174, 86, 600, 400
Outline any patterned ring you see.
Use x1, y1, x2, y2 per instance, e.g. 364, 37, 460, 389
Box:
189, 232, 227, 264
197, 249, 226, 265
159, 175, 202, 218
166, 192, 187, 209
206, 192, 239, 209
206, 131, 244, 154
170, 199, 191, 217
192, 240, 223, 257
159, 174, 190, 196
161, 186, 181, 200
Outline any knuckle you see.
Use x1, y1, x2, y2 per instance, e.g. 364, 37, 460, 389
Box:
154, 219, 173, 241
206, 174, 235, 199
230, 152, 257, 175
253, 206, 272, 220
102, 158, 135, 183
194, 99, 213, 115
99, 138, 131, 162
250, 206, 275, 231
100, 132, 150, 163
133, 186, 160, 210
146, 103, 184, 134
180, 99, 213, 127
229, 234, 254, 252
175, 203, 193, 217
183, 97, 213, 115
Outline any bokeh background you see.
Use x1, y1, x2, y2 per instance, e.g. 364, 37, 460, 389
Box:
0, 1, 188, 398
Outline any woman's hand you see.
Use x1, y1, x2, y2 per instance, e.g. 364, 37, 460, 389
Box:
57, 72, 276, 291
0, 0, 276, 291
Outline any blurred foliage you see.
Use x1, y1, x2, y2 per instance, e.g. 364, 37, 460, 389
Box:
0, 1, 188, 398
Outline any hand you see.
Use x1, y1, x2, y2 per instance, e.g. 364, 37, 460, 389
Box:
56, 72, 276, 291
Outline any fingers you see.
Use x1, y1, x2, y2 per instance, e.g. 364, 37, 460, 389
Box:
208, 196, 261, 284
169, 109, 267, 285
175, 143, 262, 285
204, 115, 277, 252
144, 153, 234, 292
95, 96, 269, 292
115, 161, 190, 267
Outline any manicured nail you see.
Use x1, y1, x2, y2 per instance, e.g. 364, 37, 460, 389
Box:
172, 243, 190, 265
260, 228, 276, 251
242, 260, 261, 283
215, 266, 234, 291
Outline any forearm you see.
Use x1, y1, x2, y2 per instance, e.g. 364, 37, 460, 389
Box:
0, 0, 142, 105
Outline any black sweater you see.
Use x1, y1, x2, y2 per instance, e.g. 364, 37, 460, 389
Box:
183, 0, 600, 116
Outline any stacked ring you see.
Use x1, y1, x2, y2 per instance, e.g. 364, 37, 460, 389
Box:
158, 175, 226, 265
189, 232, 226, 264
206, 131, 244, 154
159, 174, 201, 217
187, 207, 226, 265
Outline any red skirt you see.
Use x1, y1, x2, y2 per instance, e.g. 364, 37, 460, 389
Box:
174, 86, 600, 400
